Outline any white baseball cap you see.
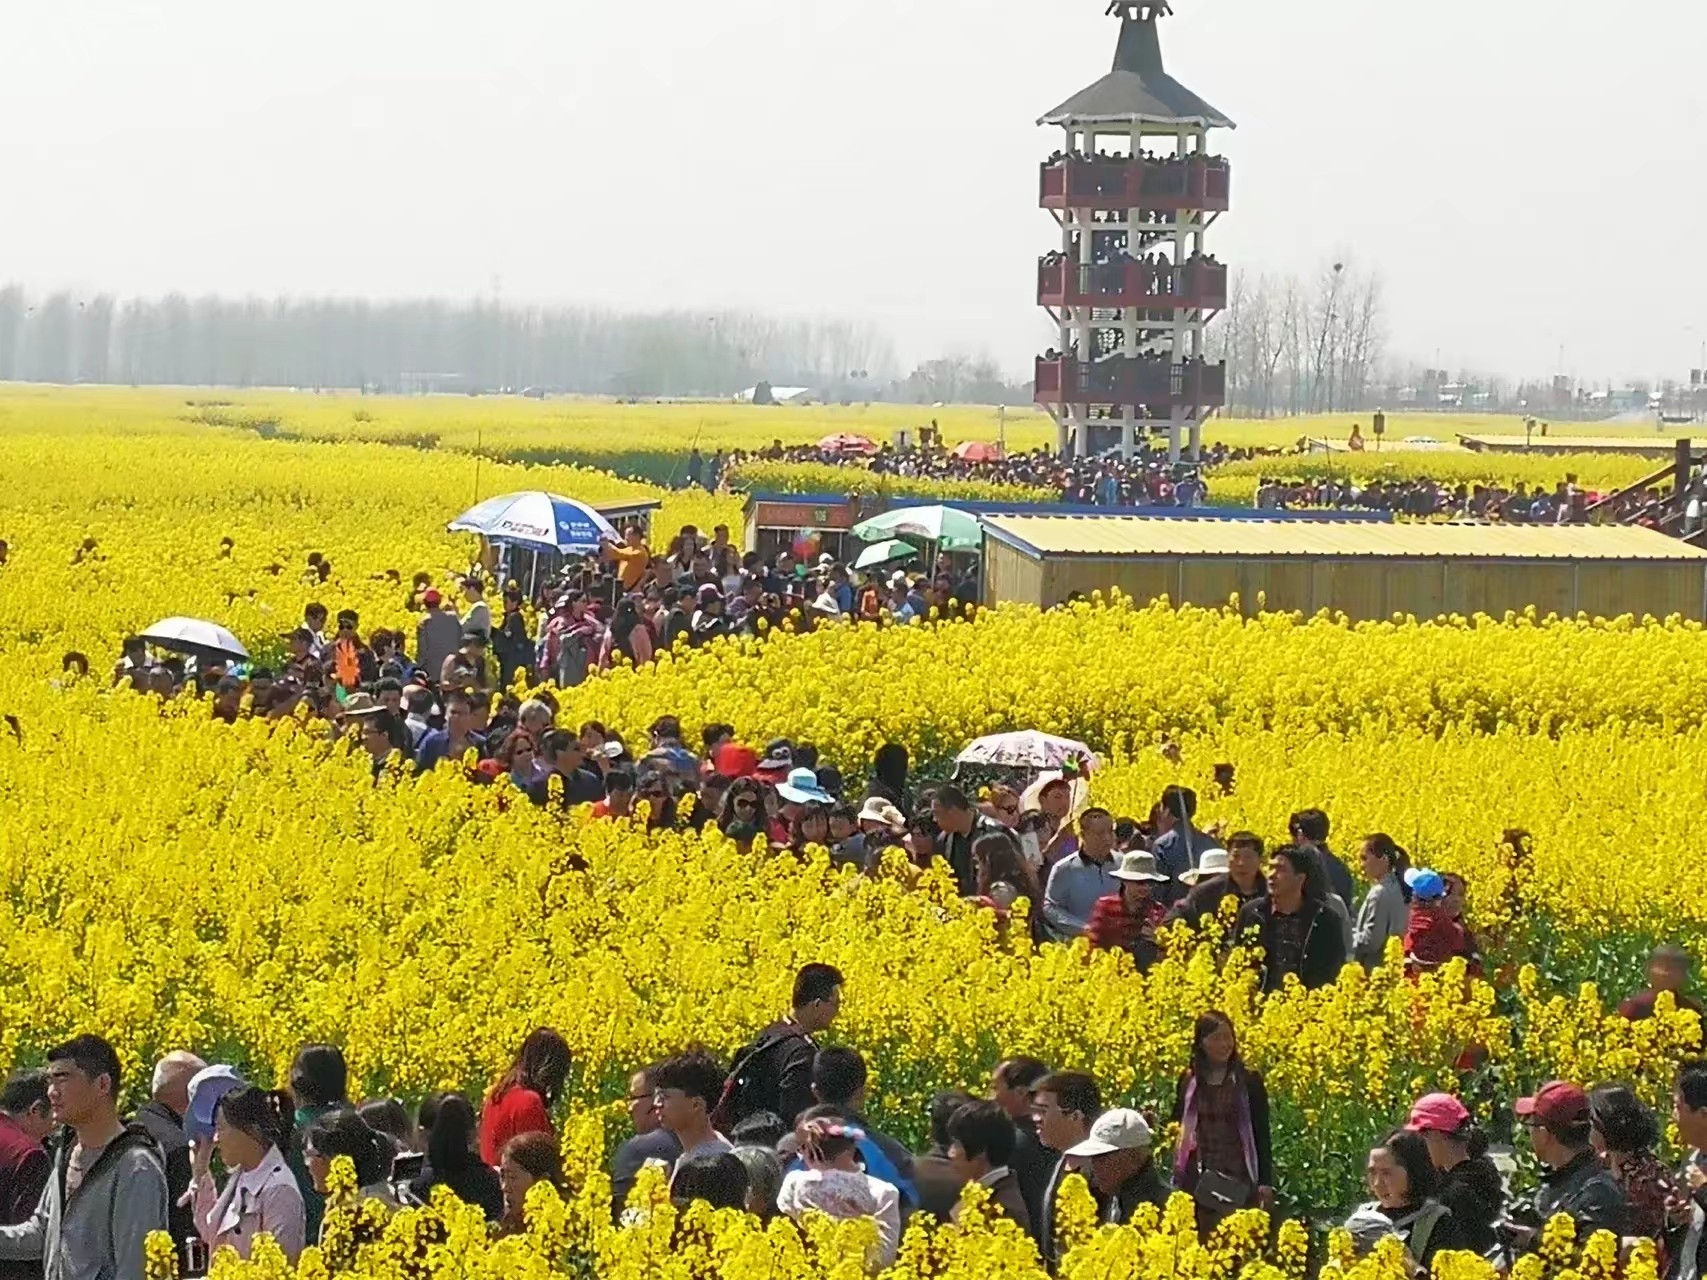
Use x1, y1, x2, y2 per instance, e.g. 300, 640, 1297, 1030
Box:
1065, 1108, 1152, 1157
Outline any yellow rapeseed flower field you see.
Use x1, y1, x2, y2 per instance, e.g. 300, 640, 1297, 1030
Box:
1, 388, 1702, 1280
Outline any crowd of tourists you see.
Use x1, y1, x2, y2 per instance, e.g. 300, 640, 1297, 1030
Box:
730, 436, 1271, 507
97, 526, 980, 718
3, 942, 1704, 1279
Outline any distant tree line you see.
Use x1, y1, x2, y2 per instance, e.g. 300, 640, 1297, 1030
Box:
0, 285, 899, 398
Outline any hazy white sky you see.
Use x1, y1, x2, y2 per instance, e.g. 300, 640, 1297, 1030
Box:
3, 0, 1703, 382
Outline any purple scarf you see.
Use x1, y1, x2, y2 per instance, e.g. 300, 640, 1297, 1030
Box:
1174, 1069, 1259, 1187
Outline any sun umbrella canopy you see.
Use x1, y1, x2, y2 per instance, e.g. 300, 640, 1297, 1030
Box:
853, 539, 919, 571
851, 505, 983, 550
140, 617, 250, 661
952, 440, 1004, 463
955, 731, 1099, 772
448, 491, 619, 555
817, 433, 880, 456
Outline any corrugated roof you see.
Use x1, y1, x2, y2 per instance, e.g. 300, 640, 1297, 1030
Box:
983, 515, 1707, 561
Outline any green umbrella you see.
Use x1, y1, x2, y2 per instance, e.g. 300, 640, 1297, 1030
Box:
851, 505, 983, 551
853, 539, 920, 571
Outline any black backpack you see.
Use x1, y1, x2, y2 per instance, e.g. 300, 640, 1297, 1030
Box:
709, 1028, 802, 1133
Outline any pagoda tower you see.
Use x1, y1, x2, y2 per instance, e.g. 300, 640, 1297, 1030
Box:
1033, 1, 1234, 462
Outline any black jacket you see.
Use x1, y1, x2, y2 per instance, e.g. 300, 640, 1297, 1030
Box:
1435, 1156, 1504, 1255
1533, 1150, 1629, 1240
1166, 875, 1267, 931
410, 1159, 504, 1222
1105, 1159, 1171, 1224
1010, 1117, 1054, 1243
736, 1022, 818, 1129
1237, 897, 1348, 991
133, 1101, 194, 1252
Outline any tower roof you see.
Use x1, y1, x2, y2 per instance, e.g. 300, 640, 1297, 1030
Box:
1039, 2, 1235, 131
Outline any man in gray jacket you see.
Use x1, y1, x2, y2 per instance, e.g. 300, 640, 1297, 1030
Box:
0, 1035, 169, 1280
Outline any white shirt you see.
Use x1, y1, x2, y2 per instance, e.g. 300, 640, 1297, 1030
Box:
777, 1168, 901, 1269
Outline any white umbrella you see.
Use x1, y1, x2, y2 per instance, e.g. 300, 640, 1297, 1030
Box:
955, 730, 1099, 772
448, 491, 620, 555
140, 617, 250, 661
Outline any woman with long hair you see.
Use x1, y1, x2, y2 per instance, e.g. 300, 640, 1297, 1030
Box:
302, 1107, 400, 1220
480, 1028, 571, 1167
863, 744, 910, 812
1353, 833, 1411, 970
1589, 1084, 1686, 1249
192, 1086, 306, 1261
411, 1093, 504, 1221
496, 1131, 569, 1237
786, 802, 831, 857
1170, 1012, 1273, 1232
599, 598, 655, 669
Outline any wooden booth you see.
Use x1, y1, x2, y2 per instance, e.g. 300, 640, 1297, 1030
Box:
742, 492, 870, 564
981, 516, 1707, 621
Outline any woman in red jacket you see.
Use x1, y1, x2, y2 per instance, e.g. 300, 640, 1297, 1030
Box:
480, 1028, 571, 1167
1088, 851, 1170, 971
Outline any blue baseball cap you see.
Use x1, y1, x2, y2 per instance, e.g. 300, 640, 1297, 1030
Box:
1404, 868, 1447, 902
185, 1065, 246, 1142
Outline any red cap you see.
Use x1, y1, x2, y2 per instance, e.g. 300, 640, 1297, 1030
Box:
423, 589, 442, 607
712, 743, 759, 780
1406, 1093, 1471, 1134
1516, 1081, 1590, 1126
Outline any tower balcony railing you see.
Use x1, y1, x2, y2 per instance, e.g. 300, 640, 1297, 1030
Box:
1039, 153, 1231, 213
1037, 258, 1228, 311
1033, 355, 1227, 410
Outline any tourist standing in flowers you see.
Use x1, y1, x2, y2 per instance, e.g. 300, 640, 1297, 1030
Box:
1238, 847, 1348, 991
862, 744, 911, 813
1042, 807, 1121, 942
721, 964, 843, 1130
286, 1045, 347, 1243
611, 1067, 681, 1219
1031, 1072, 1101, 1262
479, 1028, 570, 1167
1620, 944, 1704, 1021
1404, 1093, 1503, 1255
190, 1086, 306, 1262
1406, 870, 1482, 974
1151, 786, 1213, 903
1518, 1081, 1629, 1239
913, 1092, 977, 1222
652, 1051, 734, 1172
1171, 1012, 1273, 1230
0, 1036, 169, 1280
495, 1133, 567, 1238
1064, 1109, 1169, 1225
1351, 1129, 1466, 1271
1087, 850, 1170, 970
1288, 808, 1357, 912
1168, 836, 1266, 930
1670, 1060, 1707, 1280
1589, 1085, 1685, 1247
945, 1101, 1031, 1235
1352, 834, 1411, 969
0, 1071, 51, 1264
777, 1117, 901, 1269
410, 1094, 503, 1221
302, 1109, 399, 1214
990, 1059, 1052, 1234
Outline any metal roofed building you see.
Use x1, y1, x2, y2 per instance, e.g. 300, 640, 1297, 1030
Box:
980, 515, 1707, 620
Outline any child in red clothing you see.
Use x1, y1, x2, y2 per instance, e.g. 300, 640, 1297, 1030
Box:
1089, 852, 1171, 971
1402, 868, 1482, 977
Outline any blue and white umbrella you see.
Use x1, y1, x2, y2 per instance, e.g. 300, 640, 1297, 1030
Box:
447, 491, 620, 555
